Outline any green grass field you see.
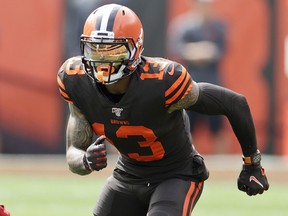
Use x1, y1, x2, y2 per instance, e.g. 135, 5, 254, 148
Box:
0, 155, 287, 216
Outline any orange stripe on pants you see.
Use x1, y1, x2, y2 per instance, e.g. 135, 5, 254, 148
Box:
182, 181, 204, 216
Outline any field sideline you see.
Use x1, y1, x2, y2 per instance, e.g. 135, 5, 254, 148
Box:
1, 154, 287, 216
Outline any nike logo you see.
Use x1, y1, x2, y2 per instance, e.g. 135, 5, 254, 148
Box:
167, 65, 175, 76
249, 176, 264, 188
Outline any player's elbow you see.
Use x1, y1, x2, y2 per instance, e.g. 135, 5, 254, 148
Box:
230, 93, 250, 115
235, 93, 248, 107
68, 164, 90, 176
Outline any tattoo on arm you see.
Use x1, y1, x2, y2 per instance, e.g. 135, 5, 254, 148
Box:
168, 81, 199, 113
67, 104, 93, 150
66, 104, 93, 175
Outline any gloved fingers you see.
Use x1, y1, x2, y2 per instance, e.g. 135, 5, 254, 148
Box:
92, 144, 107, 155
87, 144, 107, 156
239, 183, 266, 196
87, 151, 107, 163
237, 182, 246, 192
265, 183, 270, 191
247, 188, 257, 196
238, 181, 266, 196
94, 135, 106, 145
87, 155, 107, 170
89, 160, 107, 170
95, 160, 107, 167
91, 156, 107, 164
246, 187, 252, 196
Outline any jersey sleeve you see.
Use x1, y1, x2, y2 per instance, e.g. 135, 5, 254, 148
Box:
57, 60, 73, 104
164, 63, 193, 107
56, 56, 84, 104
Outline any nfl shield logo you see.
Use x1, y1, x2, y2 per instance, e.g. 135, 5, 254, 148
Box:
112, 107, 123, 117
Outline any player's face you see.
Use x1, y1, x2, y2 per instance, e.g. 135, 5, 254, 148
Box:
83, 43, 130, 66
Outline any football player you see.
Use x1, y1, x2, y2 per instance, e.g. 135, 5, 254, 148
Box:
57, 4, 269, 216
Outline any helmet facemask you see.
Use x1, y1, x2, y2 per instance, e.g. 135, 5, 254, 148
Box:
80, 33, 140, 85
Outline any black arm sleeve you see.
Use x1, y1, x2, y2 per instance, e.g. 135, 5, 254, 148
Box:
188, 82, 257, 156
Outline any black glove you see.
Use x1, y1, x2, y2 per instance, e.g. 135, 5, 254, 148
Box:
83, 135, 107, 171
237, 164, 269, 196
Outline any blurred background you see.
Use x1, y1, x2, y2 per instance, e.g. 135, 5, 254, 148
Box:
0, 0, 288, 156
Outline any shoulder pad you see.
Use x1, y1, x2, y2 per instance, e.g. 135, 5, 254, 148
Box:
58, 56, 85, 76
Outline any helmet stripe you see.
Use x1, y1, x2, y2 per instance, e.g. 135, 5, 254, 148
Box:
95, 13, 102, 30
106, 5, 121, 31
95, 4, 121, 31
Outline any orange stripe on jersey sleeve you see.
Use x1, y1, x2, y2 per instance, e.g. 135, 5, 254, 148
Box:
165, 66, 187, 97
57, 75, 73, 104
57, 75, 66, 90
58, 87, 73, 104
59, 88, 69, 98
180, 82, 193, 101
165, 67, 191, 106
63, 98, 73, 104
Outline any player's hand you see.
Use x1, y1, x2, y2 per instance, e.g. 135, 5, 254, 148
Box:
237, 164, 269, 196
83, 135, 107, 171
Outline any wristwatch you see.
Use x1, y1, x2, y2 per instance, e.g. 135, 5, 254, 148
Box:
242, 149, 261, 165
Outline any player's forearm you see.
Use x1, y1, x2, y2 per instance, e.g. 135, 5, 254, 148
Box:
66, 146, 91, 175
66, 104, 94, 175
224, 95, 258, 156
188, 82, 258, 156
66, 129, 92, 175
